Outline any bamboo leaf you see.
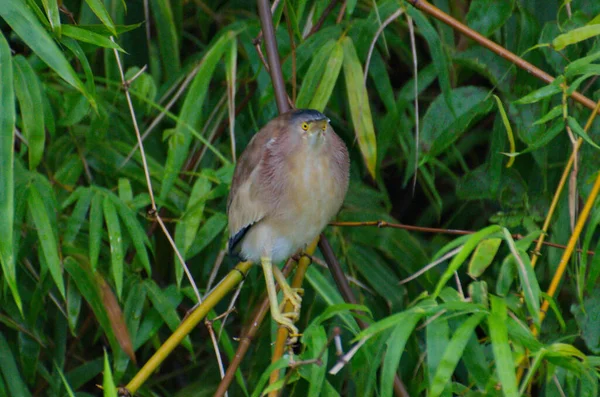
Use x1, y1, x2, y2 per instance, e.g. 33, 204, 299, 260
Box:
61, 25, 124, 50
493, 95, 515, 168
553, 24, 600, 51
40, 0, 61, 37
108, 193, 152, 276
13, 55, 45, 170
0, 333, 31, 397
160, 33, 232, 200
28, 184, 65, 299
342, 36, 377, 178
567, 116, 600, 150
380, 313, 422, 397
89, 191, 104, 271
83, 0, 117, 36
0, 31, 21, 312
150, 0, 180, 79
433, 225, 503, 298
429, 313, 486, 397
103, 196, 124, 299
0, 0, 94, 107
488, 296, 518, 397
64, 256, 121, 356
468, 238, 502, 278
102, 350, 117, 397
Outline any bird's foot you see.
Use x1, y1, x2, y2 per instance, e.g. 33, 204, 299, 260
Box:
272, 312, 302, 344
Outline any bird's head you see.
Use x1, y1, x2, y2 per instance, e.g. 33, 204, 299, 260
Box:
289, 109, 330, 145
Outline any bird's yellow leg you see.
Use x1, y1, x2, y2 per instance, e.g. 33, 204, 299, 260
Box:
272, 265, 303, 321
261, 256, 299, 340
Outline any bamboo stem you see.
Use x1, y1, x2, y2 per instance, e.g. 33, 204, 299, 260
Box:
268, 239, 319, 395
123, 261, 253, 395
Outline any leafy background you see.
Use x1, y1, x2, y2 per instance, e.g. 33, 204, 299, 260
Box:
1, 0, 600, 396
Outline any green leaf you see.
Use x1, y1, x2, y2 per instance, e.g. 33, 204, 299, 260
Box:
429, 313, 486, 397
28, 184, 65, 299
13, 55, 45, 170
144, 280, 193, 352
40, 0, 61, 37
83, 0, 117, 35
514, 77, 563, 104
89, 191, 104, 271
553, 24, 600, 51
63, 188, 93, 244
0, 0, 94, 107
0, 333, 31, 397
421, 87, 493, 159
160, 33, 232, 200
567, 116, 600, 150
61, 25, 123, 50
108, 193, 152, 276
150, 0, 180, 79
0, 31, 21, 312
433, 225, 503, 298
466, 0, 514, 37
296, 40, 336, 108
488, 295, 518, 397
56, 364, 76, 397
380, 313, 422, 397
502, 239, 541, 327
342, 36, 377, 178
533, 105, 562, 125
493, 95, 515, 168
186, 213, 227, 259
468, 238, 502, 278
102, 350, 117, 397
103, 196, 124, 300
64, 256, 121, 356
304, 325, 328, 397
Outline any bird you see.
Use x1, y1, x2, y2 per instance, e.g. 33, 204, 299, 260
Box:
227, 108, 349, 341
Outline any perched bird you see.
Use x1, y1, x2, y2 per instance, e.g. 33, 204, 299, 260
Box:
227, 109, 349, 339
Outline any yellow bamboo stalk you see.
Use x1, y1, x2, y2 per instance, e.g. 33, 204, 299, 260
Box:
537, 173, 600, 328
530, 101, 600, 268
124, 261, 253, 395
268, 238, 319, 394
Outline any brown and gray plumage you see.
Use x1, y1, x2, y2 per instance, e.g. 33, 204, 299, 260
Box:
227, 109, 349, 339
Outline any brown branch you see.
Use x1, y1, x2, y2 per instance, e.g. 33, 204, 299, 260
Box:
329, 221, 595, 256
307, 0, 341, 37
257, 0, 290, 113
406, 0, 599, 114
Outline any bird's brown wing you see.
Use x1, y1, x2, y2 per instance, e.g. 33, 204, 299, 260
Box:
227, 117, 285, 254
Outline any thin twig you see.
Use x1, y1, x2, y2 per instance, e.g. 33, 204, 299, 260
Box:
111, 37, 202, 303
307, 0, 341, 38
206, 320, 229, 397
406, 14, 419, 193
364, 8, 404, 85
330, 221, 596, 256
398, 246, 463, 285
328, 337, 368, 375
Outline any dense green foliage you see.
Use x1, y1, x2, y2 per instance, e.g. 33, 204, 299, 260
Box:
1, 0, 600, 395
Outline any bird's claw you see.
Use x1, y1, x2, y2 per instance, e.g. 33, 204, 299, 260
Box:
272, 313, 301, 344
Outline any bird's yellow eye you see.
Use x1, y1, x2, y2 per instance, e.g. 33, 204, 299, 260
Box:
301, 122, 309, 131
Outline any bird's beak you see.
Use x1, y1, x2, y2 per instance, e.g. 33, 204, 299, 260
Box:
309, 119, 329, 135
